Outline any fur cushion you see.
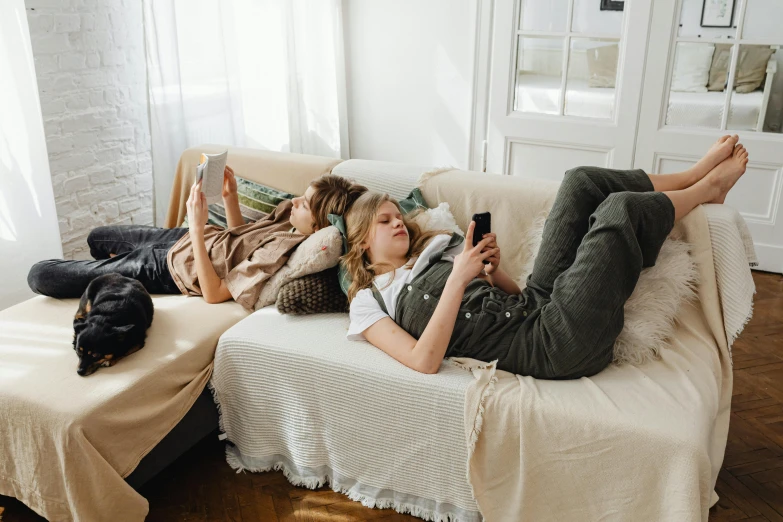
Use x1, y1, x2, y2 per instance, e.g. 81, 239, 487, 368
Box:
516, 212, 699, 366
255, 226, 343, 310
410, 201, 465, 235
277, 266, 348, 315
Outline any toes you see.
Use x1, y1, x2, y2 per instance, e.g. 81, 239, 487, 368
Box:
718, 134, 730, 143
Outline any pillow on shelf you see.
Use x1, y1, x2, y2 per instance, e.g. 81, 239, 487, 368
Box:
671, 43, 714, 93
182, 176, 296, 228
707, 44, 732, 92
586, 43, 619, 88
735, 47, 775, 93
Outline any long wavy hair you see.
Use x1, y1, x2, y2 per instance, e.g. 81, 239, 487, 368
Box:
343, 192, 450, 302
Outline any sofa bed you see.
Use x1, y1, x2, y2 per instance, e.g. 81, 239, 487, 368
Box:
0, 146, 756, 521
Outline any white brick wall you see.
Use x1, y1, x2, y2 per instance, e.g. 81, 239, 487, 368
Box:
26, 0, 153, 260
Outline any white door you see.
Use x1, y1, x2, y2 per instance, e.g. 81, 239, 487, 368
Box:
485, 0, 653, 180
635, 0, 783, 273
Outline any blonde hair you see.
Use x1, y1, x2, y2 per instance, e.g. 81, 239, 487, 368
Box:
343, 192, 450, 302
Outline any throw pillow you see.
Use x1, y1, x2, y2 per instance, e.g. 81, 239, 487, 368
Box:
734, 46, 774, 93
586, 43, 619, 88
255, 226, 343, 310
516, 215, 698, 366
409, 201, 464, 236
671, 43, 714, 93
707, 44, 732, 92
182, 177, 296, 228
276, 266, 348, 315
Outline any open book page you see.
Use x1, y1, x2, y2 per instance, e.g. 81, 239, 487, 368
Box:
196, 150, 227, 204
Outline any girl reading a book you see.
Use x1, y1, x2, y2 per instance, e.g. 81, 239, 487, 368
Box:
28, 167, 367, 310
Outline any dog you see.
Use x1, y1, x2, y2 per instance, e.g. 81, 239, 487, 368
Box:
73, 273, 154, 376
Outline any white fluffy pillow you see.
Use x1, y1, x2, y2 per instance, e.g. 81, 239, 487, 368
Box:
410, 202, 465, 235
517, 213, 699, 366
255, 226, 343, 310
671, 43, 714, 93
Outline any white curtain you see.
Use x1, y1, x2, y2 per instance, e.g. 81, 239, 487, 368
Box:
1, 0, 63, 310
143, 0, 349, 224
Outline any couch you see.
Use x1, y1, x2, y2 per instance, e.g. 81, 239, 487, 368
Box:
202, 153, 752, 522
0, 145, 752, 522
0, 148, 340, 522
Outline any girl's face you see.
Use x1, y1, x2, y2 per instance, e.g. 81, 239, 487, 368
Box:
361, 201, 409, 264
289, 185, 318, 235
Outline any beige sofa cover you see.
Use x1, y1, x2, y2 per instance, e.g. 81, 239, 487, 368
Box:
419, 169, 733, 521
1, 147, 339, 522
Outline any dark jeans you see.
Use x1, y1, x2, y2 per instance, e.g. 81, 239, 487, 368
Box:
28, 225, 189, 298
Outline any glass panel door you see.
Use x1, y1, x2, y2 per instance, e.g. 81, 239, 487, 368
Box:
664, 0, 783, 133
513, 0, 624, 120
487, 0, 651, 178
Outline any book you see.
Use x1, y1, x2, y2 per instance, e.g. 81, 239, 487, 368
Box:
196, 150, 228, 204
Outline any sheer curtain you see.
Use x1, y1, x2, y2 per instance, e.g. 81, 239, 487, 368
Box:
143, 0, 349, 224
1, 0, 63, 309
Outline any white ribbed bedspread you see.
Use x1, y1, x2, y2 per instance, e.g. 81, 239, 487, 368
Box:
211, 308, 482, 522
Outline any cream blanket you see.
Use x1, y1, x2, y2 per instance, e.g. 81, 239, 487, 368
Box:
0, 295, 248, 522
702, 204, 757, 348
419, 170, 746, 521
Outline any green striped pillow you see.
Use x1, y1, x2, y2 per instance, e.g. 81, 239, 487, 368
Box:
182, 177, 297, 228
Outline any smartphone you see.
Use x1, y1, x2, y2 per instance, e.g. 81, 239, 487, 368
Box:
471, 211, 491, 245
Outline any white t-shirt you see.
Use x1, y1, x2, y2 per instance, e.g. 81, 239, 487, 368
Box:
347, 234, 461, 341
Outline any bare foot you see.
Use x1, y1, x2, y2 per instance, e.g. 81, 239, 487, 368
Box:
704, 144, 748, 204
687, 134, 739, 185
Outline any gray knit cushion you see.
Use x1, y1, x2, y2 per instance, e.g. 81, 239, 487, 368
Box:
276, 267, 348, 315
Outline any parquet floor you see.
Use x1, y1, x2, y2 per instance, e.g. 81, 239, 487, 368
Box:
2, 271, 781, 522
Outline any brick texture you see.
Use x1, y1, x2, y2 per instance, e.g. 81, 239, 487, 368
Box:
26, 0, 153, 260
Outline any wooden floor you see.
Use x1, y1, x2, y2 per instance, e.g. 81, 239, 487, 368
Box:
2, 271, 782, 522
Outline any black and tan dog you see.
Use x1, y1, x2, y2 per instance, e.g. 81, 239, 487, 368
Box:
73, 273, 154, 376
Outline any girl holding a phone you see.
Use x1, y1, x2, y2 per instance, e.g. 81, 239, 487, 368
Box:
342, 135, 747, 379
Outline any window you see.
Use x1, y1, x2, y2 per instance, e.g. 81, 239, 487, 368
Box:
513, 0, 624, 119
665, 0, 782, 133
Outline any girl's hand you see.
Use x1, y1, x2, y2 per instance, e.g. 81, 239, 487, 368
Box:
187, 180, 209, 234
480, 232, 500, 275
449, 222, 497, 288
222, 165, 238, 200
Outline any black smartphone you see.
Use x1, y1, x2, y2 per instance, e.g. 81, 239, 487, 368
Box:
471, 212, 491, 247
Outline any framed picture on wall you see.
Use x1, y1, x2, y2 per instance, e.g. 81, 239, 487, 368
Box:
600, 0, 624, 11
701, 0, 736, 28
